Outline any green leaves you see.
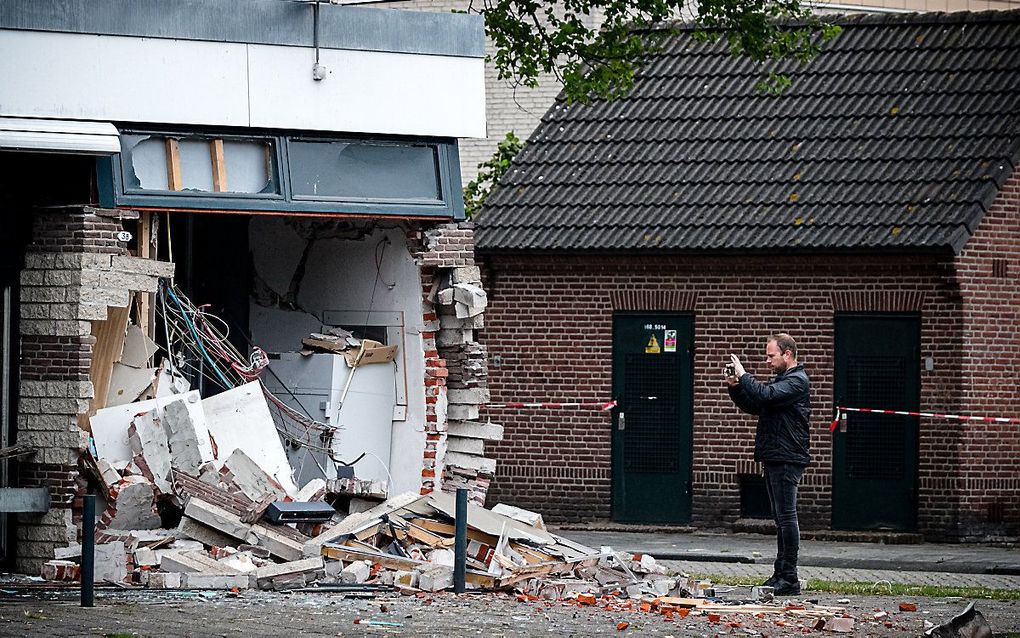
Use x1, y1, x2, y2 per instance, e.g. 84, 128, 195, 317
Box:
474, 0, 842, 103
463, 131, 524, 218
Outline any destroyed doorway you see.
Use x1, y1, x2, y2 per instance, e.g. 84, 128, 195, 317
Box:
611, 314, 693, 523
832, 314, 920, 531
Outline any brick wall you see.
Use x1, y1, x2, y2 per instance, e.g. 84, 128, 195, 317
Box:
478, 251, 996, 537
953, 169, 1020, 539
15, 208, 173, 573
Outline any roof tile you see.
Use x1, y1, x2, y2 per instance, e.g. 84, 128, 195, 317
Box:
476, 10, 1020, 253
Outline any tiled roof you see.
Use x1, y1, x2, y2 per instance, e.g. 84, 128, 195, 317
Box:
475, 11, 1020, 253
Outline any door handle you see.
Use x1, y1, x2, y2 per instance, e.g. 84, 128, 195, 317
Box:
618, 412, 626, 431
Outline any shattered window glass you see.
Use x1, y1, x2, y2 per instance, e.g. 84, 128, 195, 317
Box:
111, 129, 456, 217
178, 139, 215, 192
122, 134, 169, 191
121, 134, 276, 195
288, 140, 442, 201
223, 140, 273, 194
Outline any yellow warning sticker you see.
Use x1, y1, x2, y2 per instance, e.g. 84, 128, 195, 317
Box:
645, 334, 661, 354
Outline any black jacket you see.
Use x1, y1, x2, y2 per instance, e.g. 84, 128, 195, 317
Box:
728, 364, 811, 466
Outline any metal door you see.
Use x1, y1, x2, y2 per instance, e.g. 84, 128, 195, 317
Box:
612, 314, 693, 523
832, 314, 920, 531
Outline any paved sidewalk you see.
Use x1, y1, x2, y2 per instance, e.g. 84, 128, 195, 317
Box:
554, 529, 1020, 589
664, 560, 1020, 589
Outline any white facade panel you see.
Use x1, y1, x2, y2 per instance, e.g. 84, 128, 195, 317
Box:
247, 45, 486, 138
0, 29, 487, 138
0, 31, 250, 126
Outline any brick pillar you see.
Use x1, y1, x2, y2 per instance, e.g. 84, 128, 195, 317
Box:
409, 221, 495, 506
15, 208, 173, 574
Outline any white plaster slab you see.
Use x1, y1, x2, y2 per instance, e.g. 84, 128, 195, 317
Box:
106, 363, 157, 407
90, 391, 210, 465
201, 382, 299, 496
120, 325, 160, 369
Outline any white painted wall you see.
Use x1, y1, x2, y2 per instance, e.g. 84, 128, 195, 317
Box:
249, 219, 427, 496
0, 29, 486, 138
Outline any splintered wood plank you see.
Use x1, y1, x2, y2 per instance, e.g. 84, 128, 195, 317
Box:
165, 138, 182, 191
137, 211, 153, 335
79, 301, 132, 432
410, 518, 498, 546
209, 138, 227, 192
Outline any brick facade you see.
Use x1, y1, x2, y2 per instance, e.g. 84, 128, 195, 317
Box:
479, 174, 1019, 539
952, 170, 1020, 540
14, 208, 173, 572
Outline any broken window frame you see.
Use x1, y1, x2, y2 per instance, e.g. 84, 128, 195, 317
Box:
97, 128, 465, 220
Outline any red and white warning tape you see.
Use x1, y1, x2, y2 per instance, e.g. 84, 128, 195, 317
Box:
830, 405, 1020, 433
482, 400, 617, 411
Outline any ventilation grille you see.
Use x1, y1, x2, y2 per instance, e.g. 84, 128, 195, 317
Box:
845, 355, 909, 481
622, 353, 681, 474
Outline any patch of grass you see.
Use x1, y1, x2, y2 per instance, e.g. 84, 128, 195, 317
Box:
687, 573, 1020, 600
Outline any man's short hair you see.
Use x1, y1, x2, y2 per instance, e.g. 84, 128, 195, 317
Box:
769, 333, 798, 359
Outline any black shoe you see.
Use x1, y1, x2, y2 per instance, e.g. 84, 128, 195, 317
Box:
762, 574, 781, 588
772, 578, 801, 596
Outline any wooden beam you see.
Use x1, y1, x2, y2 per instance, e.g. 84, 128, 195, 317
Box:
165, 138, 182, 191
321, 544, 496, 588
209, 139, 227, 192
137, 211, 153, 335
410, 518, 498, 546
79, 301, 132, 432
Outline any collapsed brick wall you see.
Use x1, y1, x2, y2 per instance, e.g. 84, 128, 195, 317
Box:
478, 251, 993, 538
15, 208, 173, 573
953, 169, 1020, 539
408, 221, 496, 504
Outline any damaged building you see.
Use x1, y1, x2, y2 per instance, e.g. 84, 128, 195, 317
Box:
0, 0, 499, 575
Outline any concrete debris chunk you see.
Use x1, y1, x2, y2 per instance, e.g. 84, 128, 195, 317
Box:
105, 477, 161, 530
255, 556, 324, 590
162, 397, 213, 474
340, 559, 372, 584
160, 550, 240, 575
93, 541, 128, 583
144, 571, 182, 589
127, 410, 173, 495
182, 573, 251, 590
177, 517, 238, 549
417, 565, 454, 592
220, 448, 288, 503
42, 560, 79, 581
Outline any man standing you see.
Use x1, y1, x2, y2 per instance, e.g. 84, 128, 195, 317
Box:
726, 333, 811, 596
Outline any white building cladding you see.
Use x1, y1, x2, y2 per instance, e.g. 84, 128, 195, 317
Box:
0, 0, 491, 572
0, 0, 485, 138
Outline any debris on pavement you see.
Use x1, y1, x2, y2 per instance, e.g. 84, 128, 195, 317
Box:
924, 601, 993, 638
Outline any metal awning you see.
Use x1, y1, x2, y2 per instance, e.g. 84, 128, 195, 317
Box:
0, 117, 120, 155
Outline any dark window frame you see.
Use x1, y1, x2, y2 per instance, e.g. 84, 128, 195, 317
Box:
98, 127, 465, 219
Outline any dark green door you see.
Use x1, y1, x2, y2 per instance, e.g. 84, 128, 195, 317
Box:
833, 314, 920, 531
612, 314, 693, 523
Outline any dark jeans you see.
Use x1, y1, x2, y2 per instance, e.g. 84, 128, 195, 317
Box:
764, 462, 804, 582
